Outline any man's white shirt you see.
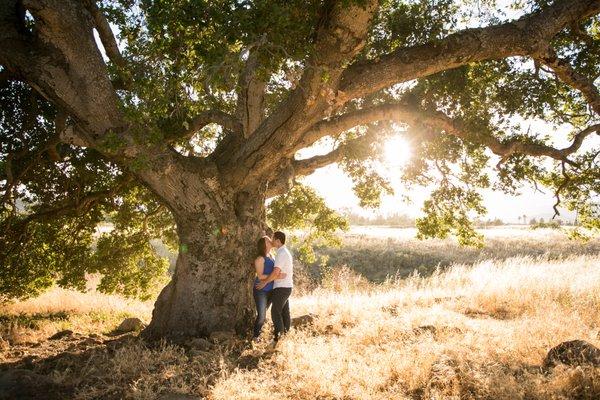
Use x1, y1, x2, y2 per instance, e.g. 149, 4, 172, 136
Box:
273, 245, 293, 288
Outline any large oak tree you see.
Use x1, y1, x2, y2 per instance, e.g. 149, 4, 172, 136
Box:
2, 0, 600, 338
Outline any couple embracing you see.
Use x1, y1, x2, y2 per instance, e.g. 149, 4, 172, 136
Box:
252, 231, 293, 343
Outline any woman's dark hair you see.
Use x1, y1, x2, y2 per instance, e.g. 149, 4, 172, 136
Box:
257, 237, 268, 258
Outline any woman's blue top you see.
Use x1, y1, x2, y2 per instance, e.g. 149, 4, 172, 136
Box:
255, 256, 275, 292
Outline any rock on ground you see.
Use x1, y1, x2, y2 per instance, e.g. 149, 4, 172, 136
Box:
292, 313, 317, 328
114, 317, 145, 334
543, 340, 600, 369
48, 330, 73, 340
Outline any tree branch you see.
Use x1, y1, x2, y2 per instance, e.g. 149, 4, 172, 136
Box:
1, 0, 123, 137
537, 47, 600, 115
298, 102, 600, 166
2, 175, 133, 243
267, 128, 378, 197
85, 0, 126, 69
298, 104, 403, 150
171, 110, 242, 142
417, 109, 600, 162
217, 0, 379, 185
293, 146, 345, 176
236, 41, 267, 137
339, 0, 600, 100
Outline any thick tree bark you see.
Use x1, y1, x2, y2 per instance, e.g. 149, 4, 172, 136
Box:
143, 186, 267, 339
144, 218, 255, 338
129, 152, 268, 338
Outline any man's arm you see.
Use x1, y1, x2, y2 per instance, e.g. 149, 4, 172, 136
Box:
255, 267, 282, 289
254, 257, 269, 280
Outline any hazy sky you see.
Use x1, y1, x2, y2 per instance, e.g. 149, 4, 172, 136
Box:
300, 117, 589, 223
303, 164, 574, 223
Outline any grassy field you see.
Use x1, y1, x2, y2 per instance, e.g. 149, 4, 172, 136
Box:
313, 226, 600, 281
1, 228, 600, 399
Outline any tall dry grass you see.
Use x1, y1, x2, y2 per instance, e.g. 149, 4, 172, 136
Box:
0, 285, 152, 343
210, 255, 600, 400
2, 231, 600, 399
316, 227, 600, 281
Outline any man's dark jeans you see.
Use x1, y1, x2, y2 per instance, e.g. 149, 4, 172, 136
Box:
253, 288, 272, 338
271, 287, 292, 341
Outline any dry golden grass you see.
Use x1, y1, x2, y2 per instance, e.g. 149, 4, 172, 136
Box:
321, 226, 600, 281
0, 285, 152, 344
2, 239, 600, 399
210, 255, 600, 400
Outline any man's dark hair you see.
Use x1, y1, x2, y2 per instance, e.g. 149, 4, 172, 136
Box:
273, 231, 286, 245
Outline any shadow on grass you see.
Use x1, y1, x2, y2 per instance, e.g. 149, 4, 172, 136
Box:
0, 311, 70, 330
0, 331, 273, 400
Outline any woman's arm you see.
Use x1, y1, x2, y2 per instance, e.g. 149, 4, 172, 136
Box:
254, 257, 269, 280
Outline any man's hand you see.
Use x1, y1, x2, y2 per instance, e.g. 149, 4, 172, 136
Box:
255, 273, 285, 289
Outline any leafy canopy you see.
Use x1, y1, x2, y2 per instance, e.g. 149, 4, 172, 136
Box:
2, 0, 600, 299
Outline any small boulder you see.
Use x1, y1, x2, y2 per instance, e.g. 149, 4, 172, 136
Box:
292, 314, 317, 328
543, 340, 600, 369
114, 317, 145, 334
187, 337, 212, 351
49, 330, 73, 340
82, 336, 103, 346
209, 330, 237, 344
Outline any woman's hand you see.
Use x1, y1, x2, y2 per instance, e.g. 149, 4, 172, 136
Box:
255, 281, 267, 290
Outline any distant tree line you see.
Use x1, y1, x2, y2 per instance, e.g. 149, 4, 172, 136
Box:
343, 211, 415, 227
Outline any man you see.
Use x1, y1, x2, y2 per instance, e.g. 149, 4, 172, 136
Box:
256, 231, 293, 342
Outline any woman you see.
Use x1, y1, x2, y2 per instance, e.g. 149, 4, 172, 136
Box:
252, 236, 283, 340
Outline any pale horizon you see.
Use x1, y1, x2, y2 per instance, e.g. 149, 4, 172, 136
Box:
300, 116, 589, 223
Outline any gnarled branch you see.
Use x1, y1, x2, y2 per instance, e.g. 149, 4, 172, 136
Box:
85, 0, 126, 69
298, 104, 403, 150
176, 110, 242, 141
298, 102, 600, 168
537, 47, 600, 115
236, 41, 267, 137
2, 0, 123, 136
339, 0, 600, 100
293, 146, 345, 177
218, 0, 379, 184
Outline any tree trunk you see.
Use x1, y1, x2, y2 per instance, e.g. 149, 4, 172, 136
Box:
143, 187, 266, 340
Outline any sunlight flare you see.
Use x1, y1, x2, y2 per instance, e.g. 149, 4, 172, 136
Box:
383, 135, 411, 167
